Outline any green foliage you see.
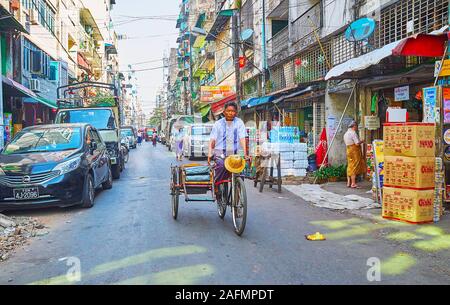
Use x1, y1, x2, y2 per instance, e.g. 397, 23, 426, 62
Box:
313, 165, 347, 179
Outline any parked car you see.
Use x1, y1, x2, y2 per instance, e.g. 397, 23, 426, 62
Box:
120, 126, 137, 149
183, 124, 213, 160
55, 107, 124, 179
0, 123, 113, 211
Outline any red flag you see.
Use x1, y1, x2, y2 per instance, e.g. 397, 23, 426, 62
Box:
315, 128, 328, 167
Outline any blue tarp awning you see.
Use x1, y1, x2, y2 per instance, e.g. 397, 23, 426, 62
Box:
247, 96, 275, 108
240, 97, 257, 108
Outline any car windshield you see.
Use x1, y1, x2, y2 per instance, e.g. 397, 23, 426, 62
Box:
2, 127, 82, 155
121, 129, 133, 137
57, 109, 115, 129
192, 126, 212, 136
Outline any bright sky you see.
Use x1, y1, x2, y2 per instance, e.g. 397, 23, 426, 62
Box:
113, 1, 180, 116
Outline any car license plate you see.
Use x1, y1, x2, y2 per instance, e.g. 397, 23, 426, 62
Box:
13, 187, 39, 201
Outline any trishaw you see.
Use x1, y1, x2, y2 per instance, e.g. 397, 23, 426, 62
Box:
170, 158, 248, 236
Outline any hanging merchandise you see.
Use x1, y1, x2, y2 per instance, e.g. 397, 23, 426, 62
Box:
295, 58, 302, 66
302, 59, 309, 67
371, 92, 378, 113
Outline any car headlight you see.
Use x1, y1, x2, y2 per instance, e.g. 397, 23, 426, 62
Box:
53, 158, 81, 175
0, 167, 4, 176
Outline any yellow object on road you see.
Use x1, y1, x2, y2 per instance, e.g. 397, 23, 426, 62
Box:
306, 232, 326, 241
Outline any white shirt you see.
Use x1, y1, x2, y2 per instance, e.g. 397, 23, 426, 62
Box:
344, 129, 360, 146
210, 117, 246, 156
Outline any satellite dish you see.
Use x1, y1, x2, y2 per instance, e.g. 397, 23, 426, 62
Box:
345, 18, 376, 42
240, 29, 254, 41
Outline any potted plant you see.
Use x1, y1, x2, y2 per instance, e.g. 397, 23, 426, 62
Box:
313, 167, 328, 184
327, 166, 340, 182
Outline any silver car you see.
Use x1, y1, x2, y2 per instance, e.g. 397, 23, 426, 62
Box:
183, 124, 213, 160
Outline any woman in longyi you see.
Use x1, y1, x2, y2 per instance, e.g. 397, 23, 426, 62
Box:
344, 121, 365, 188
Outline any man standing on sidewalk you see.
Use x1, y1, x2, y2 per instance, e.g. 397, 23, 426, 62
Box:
344, 121, 365, 189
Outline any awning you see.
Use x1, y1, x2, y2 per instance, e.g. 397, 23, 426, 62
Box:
34, 96, 58, 109
392, 33, 447, 57
272, 86, 313, 104
240, 97, 258, 108
0, 6, 27, 33
198, 103, 211, 118
2, 76, 37, 98
325, 30, 449, 81
211, 94, 236, 116
206, 10, 233, 41
248, 96, 275, 108
80, 8, 104, 41
325, 41, 400, 80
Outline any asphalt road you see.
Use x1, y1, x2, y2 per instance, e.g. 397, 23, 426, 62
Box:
1, 142, 450, 285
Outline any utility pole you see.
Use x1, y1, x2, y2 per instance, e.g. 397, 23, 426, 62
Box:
262, 0, 267, 96
232, 8, 241, 109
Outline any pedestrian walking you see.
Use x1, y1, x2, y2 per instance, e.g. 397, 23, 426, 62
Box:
344, 121, 365, 189
175, 127, 184, 161
137, 130, 143, 146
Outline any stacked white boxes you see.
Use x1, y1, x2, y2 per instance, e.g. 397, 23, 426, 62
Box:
271, 142, 308, 177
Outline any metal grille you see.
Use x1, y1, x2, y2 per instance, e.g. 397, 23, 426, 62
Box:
269, 60, 295, 92
0, 171, 61, 187
375, 0, 448, 48
313, 100, 325, 148
295, 42, 331, 83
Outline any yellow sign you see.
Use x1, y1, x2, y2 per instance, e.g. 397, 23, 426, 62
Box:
200, 86, 234, 102
439, 59, 450, 77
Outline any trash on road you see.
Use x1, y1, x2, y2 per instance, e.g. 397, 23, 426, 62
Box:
306, 232, 326, 241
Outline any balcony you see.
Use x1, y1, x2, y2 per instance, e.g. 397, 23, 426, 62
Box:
267, 0, 288, 18
290, 2, 323, 53
267, 26, 288, 61
78, 29, 97, 57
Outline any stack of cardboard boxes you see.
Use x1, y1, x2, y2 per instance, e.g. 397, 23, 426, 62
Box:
382, 123, 436, 223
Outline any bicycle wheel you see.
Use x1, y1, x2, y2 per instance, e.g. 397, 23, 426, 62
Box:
232, 177, 247, 236
217, 183, 228, 219
171, 168, 179, 220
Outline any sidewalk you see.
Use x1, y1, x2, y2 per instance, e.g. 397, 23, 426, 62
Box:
283, 180, 381, 210
282, 180, 450, 226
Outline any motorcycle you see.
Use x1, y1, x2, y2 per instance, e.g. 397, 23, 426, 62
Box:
121, 136, 130, 164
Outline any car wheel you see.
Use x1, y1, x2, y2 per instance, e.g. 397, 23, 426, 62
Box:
112, 164, 121, 179
81, 174, 95, 208
102, 167, 113, 190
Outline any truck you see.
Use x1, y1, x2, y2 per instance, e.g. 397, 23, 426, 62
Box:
166, 115, 202, 151
54, 81, 124, 179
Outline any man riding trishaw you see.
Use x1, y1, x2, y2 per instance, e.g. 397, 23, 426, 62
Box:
208, 101, 249, 198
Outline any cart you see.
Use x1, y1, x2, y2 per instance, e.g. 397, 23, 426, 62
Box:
170, 162, 248, 236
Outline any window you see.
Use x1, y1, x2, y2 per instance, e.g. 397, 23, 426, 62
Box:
22, 0, 56, 33
23, 38, 54, 79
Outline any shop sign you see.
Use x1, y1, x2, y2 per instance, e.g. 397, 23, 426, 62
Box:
394, 86, 409, 101
439, 59, 450, 77
443, 88, 450, 124
200, 86, 234, 102
372, 140, 384, 204
364, 116, 380, 130
423, 87, 437, 123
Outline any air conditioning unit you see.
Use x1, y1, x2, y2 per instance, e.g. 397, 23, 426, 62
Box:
29, 79, 41, 92
29, 9, 39, 25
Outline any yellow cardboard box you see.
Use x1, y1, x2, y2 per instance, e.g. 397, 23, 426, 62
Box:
382, 187, 434, 223
384, 156, 435, 189
383, 123, 435, 157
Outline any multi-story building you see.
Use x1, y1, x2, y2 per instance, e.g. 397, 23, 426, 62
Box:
0, 0, 121, 148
